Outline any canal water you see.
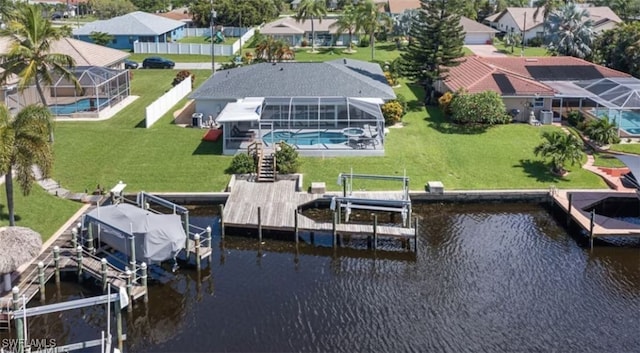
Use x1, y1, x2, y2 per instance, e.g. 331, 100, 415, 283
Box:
3, 203, 640, 352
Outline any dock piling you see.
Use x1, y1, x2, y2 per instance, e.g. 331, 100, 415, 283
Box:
219, 204, 225, 240
76, 246, 83, 283
115, 300, 123, 352
141, 262, 148, 303
129, 235, 136, 276
87, 224, 94, 254
567, 193, 573, 227
373, 215, 378, 250
294, 210, 299, 245
71, 227, 78, 250
414, 217, 419, 253
12, 287, 24, 353
195, 234, 201, 269
206, 226, 212, 264
101, 258, 108, 293
38, 261, 45, 302
589, 210, 595, 249
332, 212, 337, 248
125, 269, 133, 312
53, 246, 60, 284
258, 207, 262, 243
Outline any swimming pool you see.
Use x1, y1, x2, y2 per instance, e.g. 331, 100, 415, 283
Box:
48, 98, 109, 115
263, 130, 350, 146
594, 109, 640, 135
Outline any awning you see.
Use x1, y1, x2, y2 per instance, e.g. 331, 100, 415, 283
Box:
216, 97, 264, 123
616, 154, 640, 188
349, 97, 385, 119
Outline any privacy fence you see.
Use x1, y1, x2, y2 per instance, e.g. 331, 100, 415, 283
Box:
133, 27, 256, 57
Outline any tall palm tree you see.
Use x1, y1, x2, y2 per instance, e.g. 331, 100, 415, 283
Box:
294, 0, 327, 53
546, 2, 594, 59
534, 131, 584, 175
585, 115, 620, 146
0, 104, 54, 226
255, 37, 294, 62
355, 0, 390, 61
0, 4, 81, 142
330, 4, 358, 53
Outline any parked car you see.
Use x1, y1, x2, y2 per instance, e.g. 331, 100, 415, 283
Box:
51, 12, 63, 20
142, 57, 175, 69
124, 59, 139, 70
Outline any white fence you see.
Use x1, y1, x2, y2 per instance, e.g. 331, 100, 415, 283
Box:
145, 76, 192, 128
133, 28, 256, 57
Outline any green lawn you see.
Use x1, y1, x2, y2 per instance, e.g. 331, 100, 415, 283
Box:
493, 39, 550, 57
292, 42, 402, 64
53, 69, 233, 193
178, 36, 238, 45
0, 186, 81, 241
126, 53, 233, 63
592, 152, 626, 168
611, 144, 640, 154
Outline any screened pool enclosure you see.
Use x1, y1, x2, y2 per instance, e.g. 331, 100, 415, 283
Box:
5, 66, 130, 117
216, 97, 387, 156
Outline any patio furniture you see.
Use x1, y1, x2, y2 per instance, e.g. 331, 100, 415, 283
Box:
232, 126, 255, 139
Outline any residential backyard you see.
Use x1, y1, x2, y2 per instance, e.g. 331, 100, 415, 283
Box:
492, 38, 550, 57
178, 35, 238, 45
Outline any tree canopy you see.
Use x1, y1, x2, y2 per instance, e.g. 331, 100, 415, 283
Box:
295, 0, 327, 53
190, 0, 281, 27
595, 22, 640, 78
399, 0, 465, 105
546, 2, 594, 59
92, 0, 137, 20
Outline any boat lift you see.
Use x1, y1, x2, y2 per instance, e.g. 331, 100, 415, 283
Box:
332, 172, 412, 227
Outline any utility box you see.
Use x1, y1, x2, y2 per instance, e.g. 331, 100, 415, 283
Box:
426, 181, 444, 194
310, 182, 326, 194
192, 113, 203, 128
540, 110, 553, 125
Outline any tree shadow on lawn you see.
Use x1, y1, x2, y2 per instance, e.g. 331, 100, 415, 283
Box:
515, 159, 565, 183
192, 139, 223, 155
425, 106, 490, 135
403, 83, 425, 113
0, 205, 22, 223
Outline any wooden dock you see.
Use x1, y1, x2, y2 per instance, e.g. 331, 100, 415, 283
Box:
551, 189, 640, 237
223, 180, 415, 239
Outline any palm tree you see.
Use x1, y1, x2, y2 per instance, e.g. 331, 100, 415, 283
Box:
0, 4, 81, 142
255, 37, 294, 62
0, 104, 54, 226
355, 0, 390, 61
533, 0, 563, 23
546, 3, 595, 59
330, 4, 358, 53
534, 131, 584, 175
504, 30, 522, 53
294, 0, 327, 53
585, 116, 620, 146
89, 31, 114, 46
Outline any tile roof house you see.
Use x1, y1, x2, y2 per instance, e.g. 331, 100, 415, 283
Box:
387, 0, 421, 15
260, 17, 360, 47
156, 8, 194, 27
73, 11, 186, 50
437, 56, 630, 122
484, 6, 622, 41
189, 59, 395, 156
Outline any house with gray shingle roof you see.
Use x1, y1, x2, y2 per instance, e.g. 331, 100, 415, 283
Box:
73, 11, 186, 50
189, 59, 395, 156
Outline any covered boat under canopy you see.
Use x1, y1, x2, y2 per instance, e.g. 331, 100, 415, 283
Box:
84, 203, 186, 263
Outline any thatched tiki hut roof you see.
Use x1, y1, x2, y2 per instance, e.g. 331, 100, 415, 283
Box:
0, 226, 43, 292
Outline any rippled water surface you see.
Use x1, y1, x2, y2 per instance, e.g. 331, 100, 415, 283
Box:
4, 203, 640, 352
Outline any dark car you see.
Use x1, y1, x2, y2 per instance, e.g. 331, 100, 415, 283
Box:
142, 57, 175, 69
124, 59, 138, 70
51, 12, 63, 20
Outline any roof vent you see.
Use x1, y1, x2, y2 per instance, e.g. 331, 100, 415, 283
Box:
525, 58, 538, 62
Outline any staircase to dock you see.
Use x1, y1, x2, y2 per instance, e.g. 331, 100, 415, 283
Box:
258, 153, 276, 182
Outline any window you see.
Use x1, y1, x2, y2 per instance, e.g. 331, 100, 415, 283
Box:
534, 98, 544, 108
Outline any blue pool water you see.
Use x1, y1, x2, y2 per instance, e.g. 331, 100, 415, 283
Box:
49, 98, 108, 115
263, 130, 350, 146
595, 109, 640, 135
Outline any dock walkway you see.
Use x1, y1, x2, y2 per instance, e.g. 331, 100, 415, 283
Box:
223, 180, 414, 239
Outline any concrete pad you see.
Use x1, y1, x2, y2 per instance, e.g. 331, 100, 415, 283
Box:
465, 45, 507, 57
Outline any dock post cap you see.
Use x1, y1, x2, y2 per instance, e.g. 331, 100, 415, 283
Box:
125, 269, 132, 276
12, 287, 19, 294
53, 245, 60, 251
140, 262, 147, 269
194, 234, 200, 240
100, 258, 107, 264
37, 261, 44, 268
71, 227, 77, 235
76, 222, 82, 230
76, 246, 82, 252
206, 226, 211, 232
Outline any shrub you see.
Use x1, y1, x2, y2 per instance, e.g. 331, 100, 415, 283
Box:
172, 70, 195, 88
301, 39, 308, 47
450, 91, 510, 125
382, 100, 404, 125
384, 71, 398, 86
527, 36, 543, 47
359, 35, 370, 47
567, 110, 584, 128
275, 142, 300, 174
438, 91, 454, 116
225, 153, 256, 174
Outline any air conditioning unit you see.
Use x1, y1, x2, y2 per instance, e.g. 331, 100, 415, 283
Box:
540, 110, 553, 125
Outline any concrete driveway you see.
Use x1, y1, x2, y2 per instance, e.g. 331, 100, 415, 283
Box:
174, 62, 222, 70
465, 45, 507, 57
